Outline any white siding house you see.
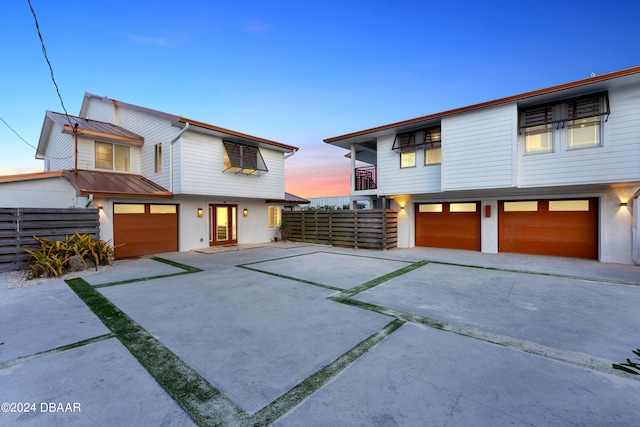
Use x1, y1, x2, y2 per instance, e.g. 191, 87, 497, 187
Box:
0, 93, 298, 258
325, 66, 640, 264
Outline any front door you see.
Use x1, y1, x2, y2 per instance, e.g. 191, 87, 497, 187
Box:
210, 204, 237, 245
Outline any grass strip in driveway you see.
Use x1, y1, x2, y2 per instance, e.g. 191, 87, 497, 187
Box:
333, 260, 430, 299
94, 256, 204, 289
0, 334, 114, 369
250, 319, 405, 425
66, 277, 247, 426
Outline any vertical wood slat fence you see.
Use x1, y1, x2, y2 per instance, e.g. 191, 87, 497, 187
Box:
282, 209, 397, 250
0, 208, 100, 273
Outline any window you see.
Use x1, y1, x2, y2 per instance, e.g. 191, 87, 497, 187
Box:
423, 127, 442, 165
114, 204, 145, 214
400, 151, 416, 168
425, 145, 442, 165
223, 141, 268, 175
568, 116, 600, 149
418, 204, 442, 213
150, 204, 176, 214
520, 92, 608, 154
394, 126, 441, 167
503, 201, 538, 212
450, 203, 476, 213
96, 141, 130, 171
155, 143, 162, 172
548, 200, 589, 211
268, 206, 281, 227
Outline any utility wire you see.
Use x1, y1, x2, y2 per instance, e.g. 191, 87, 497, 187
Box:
0, 115, 74, 160
0, 116, 38, 151
27, 0, 74, 129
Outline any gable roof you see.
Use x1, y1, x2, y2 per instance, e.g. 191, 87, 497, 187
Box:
81, 93, 299, 153
37, 112, 144, 159
324, 65, 640, 147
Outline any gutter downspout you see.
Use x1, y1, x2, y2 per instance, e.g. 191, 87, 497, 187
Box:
632, 189, 640, 265
169, 122, 190, 193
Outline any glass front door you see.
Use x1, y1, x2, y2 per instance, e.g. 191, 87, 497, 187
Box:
210, 204, 237, 245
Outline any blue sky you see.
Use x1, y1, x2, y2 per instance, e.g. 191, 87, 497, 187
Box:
1, 0, 638, 197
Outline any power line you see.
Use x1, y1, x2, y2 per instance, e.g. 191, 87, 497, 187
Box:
0, 115, 74, 160
0, 116, 38, 151
27, 0, 73, 128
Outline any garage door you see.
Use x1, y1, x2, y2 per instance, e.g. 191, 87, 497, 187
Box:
113, 203, 178, 258
498, 199, 597, 259
415, 202, 481, 250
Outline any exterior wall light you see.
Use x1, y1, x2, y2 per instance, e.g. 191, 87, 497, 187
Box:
620, 202, 628, 207
243, 208, 248, 217
98, 204, 103, 210
197, 208, 203, 218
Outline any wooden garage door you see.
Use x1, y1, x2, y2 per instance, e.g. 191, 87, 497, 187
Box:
415, 202, 481, 250
498, 199, 597, 259
113, 203, 178, 258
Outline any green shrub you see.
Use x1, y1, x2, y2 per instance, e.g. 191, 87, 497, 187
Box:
613, 348, 640, 375
25, 233, 115, 279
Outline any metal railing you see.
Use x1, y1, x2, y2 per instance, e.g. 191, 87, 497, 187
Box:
354, 166, 377, 191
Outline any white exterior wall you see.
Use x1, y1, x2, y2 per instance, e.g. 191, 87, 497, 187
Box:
84, 97, 180, 189
0, 178, 78, 208
179, 132, 285, 199
519, 85, 640, 187
442, 104, 515, 191
45, 122, 74, 171
376, 135, 441, 195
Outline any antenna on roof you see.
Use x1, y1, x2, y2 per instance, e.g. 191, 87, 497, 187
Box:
591, 72, 596, 77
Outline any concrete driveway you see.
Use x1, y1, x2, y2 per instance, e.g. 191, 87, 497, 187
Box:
1, 244, 639, 426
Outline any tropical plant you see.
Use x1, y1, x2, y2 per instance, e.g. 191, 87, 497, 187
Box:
613, 348, 640, 375
24, 233, 115, 279
278, 218, 291, 242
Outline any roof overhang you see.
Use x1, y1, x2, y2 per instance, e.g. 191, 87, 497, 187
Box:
62, 125, 144, 145
266, 192, 310, 205
324, 65, 640, 149
62, 170, 173, 199
174, 118, 298, 153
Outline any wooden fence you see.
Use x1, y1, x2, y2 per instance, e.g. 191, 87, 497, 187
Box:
282, 209, 397, 250
0, 208, 100, 273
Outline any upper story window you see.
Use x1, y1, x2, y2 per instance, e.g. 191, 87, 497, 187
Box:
223, 141, 268, 175
393, 126, 441, 168
95, 141, 130, 171
520, 92, 609, 154
154, 143, 162, 172
400, 151, 416, 168
423, 127, 442, 165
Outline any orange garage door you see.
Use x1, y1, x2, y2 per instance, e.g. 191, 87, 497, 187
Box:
415, 202, 481, 250
113, 203, 178, 258
498, 199, 598, 259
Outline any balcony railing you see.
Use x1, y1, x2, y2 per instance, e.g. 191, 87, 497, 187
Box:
355, 166, 377, 191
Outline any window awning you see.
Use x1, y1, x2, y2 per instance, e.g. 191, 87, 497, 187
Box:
392, 126, 441, 152
520, 91, 610, 130
223, 141, 268, 175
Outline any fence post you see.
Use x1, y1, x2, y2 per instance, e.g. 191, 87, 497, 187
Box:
382, 209, 387, 250
353, 210, 358, 249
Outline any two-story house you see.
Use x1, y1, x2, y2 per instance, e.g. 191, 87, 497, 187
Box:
0, 93, 299, 258
325, 66, 640, 264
